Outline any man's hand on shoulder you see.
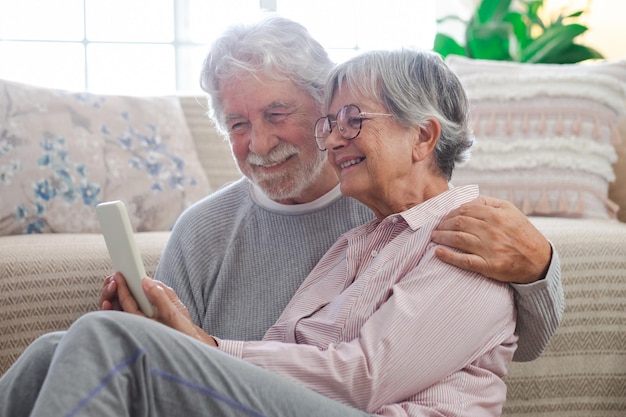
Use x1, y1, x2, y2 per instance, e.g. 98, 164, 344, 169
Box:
432, 195, 552, 284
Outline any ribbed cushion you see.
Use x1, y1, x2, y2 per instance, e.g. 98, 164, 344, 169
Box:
0, 232, 168, 374
447, 56, 626, 220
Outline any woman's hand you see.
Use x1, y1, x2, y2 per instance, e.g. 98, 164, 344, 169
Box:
431, 195, 552, 284
99, 274, 122, 311
111, 272, 217, 347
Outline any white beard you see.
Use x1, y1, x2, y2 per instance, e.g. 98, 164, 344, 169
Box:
245, 142, 327, 201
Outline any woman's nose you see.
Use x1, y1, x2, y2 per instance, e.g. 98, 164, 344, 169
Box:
324, 127, 348, 150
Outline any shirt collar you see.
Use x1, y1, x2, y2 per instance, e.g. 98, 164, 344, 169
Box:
250, 182, 344, 215
395, 185, 479, 231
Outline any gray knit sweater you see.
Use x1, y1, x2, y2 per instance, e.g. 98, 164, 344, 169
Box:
155, 178, 563, 362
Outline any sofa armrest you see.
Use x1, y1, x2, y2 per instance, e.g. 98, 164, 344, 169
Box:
504, 217, 626, 415
0, 232, 169, 375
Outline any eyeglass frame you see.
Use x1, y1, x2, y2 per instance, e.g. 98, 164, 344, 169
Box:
314, 104, 393, 151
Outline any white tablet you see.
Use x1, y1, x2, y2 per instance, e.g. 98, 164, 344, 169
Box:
96, 200, 155, 317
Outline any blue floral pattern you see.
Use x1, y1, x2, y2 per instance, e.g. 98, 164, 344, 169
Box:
113, 121, 198, 195
0, 79, 211, 235
14, 135, 104, 232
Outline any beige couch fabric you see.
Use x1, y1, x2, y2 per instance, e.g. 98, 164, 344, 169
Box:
505, 217, 626, 416
0, 232, 168, 373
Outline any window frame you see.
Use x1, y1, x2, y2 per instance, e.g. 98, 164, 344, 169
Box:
0, 0, 435, 94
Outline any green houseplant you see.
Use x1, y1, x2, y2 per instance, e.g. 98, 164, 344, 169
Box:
433, 0, 604, 63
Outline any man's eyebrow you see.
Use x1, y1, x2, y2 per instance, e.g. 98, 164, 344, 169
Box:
224, 114, 244, 122
265, 101, 296, 111
223, 102, 296, 122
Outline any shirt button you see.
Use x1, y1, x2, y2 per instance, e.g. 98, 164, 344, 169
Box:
371, 250, 378, 257
391, 217, 398, 224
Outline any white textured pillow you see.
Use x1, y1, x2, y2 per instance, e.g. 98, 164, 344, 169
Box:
447, 56, 626, 219
0, 79, 212, 235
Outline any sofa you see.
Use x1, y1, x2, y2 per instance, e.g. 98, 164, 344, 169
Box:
1, 57, 626, 417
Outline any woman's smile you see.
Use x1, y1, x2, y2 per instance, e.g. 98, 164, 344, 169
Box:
338, 157, 365, 170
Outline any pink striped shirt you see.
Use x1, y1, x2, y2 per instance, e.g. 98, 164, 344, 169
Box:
218, 185, 517, 416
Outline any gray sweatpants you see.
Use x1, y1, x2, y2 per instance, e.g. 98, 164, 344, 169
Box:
0, 311, 372, 417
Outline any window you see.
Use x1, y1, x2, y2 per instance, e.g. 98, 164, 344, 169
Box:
0, 0, 435, 95
276, 0, 436, 65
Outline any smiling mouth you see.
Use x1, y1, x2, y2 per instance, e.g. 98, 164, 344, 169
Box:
256, 154, 295, 169
340, 157, 365, 169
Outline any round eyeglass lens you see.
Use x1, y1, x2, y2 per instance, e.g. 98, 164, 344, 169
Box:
314, 117, 330, 150
338, 105, 362, 140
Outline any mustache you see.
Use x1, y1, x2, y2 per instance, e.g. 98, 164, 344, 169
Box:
247, 143, 299, 167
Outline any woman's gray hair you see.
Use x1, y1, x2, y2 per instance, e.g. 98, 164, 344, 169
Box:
325, 49, 474, 180
200, 14, 334, 134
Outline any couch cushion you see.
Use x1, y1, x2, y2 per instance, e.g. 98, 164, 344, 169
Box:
178, 96, 243, 190
447, 56, 626, 220
0, 231, 168, 374
609, 116, 626, 222
504, 217, 626, 416
0, 79, 212, 235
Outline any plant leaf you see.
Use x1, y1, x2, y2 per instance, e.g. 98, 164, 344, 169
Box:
523, 0, 545, 29
521, 23, 588, 62
432, 33, 467, 58
533, 43, 605, 64
524, 0, 544, 18
469, 38, 513, 60
553, 9, 584, 25
504, 12, 528, 50
565, 10, 584, 19
467, 23, 512, 60
436, 14, 467, 25
476, 0, 512, 24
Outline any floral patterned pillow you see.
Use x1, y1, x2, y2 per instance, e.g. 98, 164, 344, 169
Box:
0, 79, 212, 235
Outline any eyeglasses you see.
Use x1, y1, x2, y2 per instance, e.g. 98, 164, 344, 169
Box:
314, 104, 392, 151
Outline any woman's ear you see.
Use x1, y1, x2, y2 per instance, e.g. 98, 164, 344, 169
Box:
412, 118, 441, 162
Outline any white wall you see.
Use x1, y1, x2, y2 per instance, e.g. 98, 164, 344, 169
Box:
590, 2, 626, 60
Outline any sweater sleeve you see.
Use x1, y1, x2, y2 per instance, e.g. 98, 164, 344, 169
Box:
510, 242, 564, 362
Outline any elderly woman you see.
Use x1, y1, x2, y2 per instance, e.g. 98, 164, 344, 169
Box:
302, 48, 517, 414
0, 50, 516, 417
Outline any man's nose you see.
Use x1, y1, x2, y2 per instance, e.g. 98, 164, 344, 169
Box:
249, 122, 280, 155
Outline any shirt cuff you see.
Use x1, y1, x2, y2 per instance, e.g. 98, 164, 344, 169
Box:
215, 338, 245, 359
510, 241, 557, 296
